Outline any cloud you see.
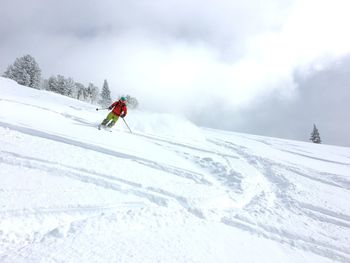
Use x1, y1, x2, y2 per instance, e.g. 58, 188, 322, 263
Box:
1, 0, 293, 108
205, 55, 350, 146
1, 0, 350, 146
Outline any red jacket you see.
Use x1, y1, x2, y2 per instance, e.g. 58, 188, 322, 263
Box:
110, 100, 127, 116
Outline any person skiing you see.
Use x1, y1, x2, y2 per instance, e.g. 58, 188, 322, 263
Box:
98, 97, 128, 129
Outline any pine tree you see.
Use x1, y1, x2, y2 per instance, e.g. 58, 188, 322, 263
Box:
87, 83, 99, 103
41, 78, 50, 90
48, 75, 60, 93
56, 75, 67, 95
3, 54, 42, 89
76, 82, 88, 101
310, 124, 322, 144
47, 75, 76, 97
99, 79, 112, 107
63, 77, 76, 97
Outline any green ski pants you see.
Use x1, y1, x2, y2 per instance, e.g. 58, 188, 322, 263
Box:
101, 112, 120, 128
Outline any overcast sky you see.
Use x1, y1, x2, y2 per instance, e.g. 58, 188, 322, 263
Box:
1, 0, 350, 146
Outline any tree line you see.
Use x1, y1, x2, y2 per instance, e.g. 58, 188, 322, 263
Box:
3, 55, 323, 143
2, 54, 139, 109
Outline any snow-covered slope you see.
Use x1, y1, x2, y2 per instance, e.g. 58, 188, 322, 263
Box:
0, 77, 350, 263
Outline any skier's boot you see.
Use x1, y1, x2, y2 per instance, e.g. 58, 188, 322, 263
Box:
107, 121, 116, 128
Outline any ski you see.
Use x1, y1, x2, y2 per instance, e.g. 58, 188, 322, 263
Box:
97, 125, 112, 132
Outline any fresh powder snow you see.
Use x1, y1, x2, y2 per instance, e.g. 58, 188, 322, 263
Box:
0, 77, 350, 263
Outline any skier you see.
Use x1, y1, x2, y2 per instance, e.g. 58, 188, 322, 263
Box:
98, 97, 128, 129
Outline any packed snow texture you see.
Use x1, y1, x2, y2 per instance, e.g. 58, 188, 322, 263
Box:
0, 77, 350, 263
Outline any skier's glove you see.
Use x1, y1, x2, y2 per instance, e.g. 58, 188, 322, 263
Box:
108, 106, 113, 110
120, 114, 126, 118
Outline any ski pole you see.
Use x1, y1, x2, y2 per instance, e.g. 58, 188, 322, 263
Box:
96, 107, 109, 111
122, 118, 132, 134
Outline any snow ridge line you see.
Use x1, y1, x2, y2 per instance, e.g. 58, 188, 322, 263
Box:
0, 152, 208, 220
133, 159, 211, 185
285, 166, 350, 190
0, 203, 146, 217
234, 133, 350, 164
0, 153, 169, 207
281, 149, 350, 165
0, 98, 94, 127
208, 138, 350, 262
0, 122, 210, 186
134, 131, 240, 160
221, 217, 350, 263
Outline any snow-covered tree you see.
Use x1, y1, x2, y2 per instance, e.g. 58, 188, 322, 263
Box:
63, 77, 76, 97
99, 79, 112, 107
41, 78, 50, 90
48, 75, 60, 94
3, 54, 42, 89
310, 124, 322, 144
48, 75, 64, 95
47, 75, 76, 97
56, 75, 67, 95
87, 83, 99, 103
125, 94, 139, 109
76, 82, 88, 101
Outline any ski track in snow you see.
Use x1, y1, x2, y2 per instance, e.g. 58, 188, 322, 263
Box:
122, 134, 350, 262
204, 138, 350, 262
1, 84, 350, 262
0, 148, 210, 217
2, 121, 350, 262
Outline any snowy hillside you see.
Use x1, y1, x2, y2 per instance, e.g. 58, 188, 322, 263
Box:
1, 77, 350, 263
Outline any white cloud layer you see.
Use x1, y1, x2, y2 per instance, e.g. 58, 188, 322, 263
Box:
1, 0, 350, 145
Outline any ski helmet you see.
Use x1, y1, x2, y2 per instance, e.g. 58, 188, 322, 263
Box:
120, 96, 127, 101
